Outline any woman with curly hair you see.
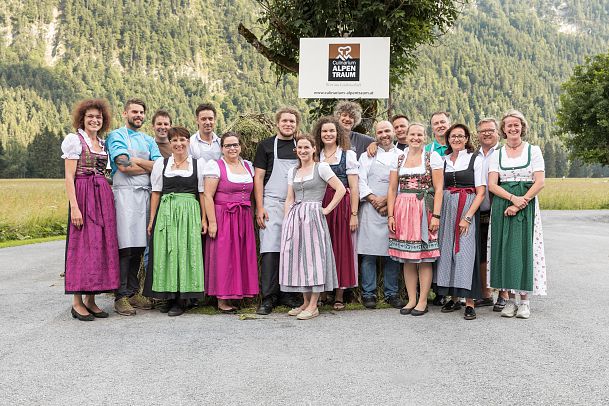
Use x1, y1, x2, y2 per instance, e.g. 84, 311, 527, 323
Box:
62, 98, 120, 321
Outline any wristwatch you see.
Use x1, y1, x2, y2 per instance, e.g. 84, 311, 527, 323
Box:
463, 215, 473, 224
351, 211, 358, 216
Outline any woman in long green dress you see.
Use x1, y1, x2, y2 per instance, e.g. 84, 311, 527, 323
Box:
487, 110, 547, 320
143, 126, 206, 316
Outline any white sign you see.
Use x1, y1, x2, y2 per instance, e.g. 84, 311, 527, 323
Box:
298, 37, 390, 99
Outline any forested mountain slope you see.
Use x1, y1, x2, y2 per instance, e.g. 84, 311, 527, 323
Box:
0, 0, 608, 177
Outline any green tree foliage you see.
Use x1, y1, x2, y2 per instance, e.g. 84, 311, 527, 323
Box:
26, 128, 63, 178
238, 0, 463, 127
1, 0, 609, 177
556, 52, 609, 166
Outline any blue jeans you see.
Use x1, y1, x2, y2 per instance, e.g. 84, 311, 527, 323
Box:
360, 255, 401, 299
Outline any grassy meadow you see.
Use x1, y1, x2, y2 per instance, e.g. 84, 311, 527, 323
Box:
1, 178, 608, 243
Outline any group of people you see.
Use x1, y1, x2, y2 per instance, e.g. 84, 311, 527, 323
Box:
62, 97, 547, 322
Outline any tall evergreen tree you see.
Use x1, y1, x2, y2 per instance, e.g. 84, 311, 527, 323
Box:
26, 129, 64, 178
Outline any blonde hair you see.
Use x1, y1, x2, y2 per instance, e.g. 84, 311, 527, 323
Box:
500, 109, 528, 139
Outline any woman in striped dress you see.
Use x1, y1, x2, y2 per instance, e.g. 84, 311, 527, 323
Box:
435, 124, 486, 320
279, 134, 346, 320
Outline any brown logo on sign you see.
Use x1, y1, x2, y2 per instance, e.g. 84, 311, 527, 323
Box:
328, 43, 360, 81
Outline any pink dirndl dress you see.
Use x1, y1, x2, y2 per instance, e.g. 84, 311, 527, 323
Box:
64, 132, 120, 293
388, 152, 440, 263
205, 159, 259, 299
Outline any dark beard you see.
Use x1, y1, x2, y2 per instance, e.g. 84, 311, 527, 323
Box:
128, 118, 143, 129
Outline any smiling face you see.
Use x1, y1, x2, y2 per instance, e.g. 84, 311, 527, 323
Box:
196, 109, 216, 137
448, 127, 467, 152
502, 116, 523, 142
296, 138, 315, 163
375, 121, 394, 148
277, 113, 297, 138
338, 112, 355, 132
431, 113, 450, 143
222, 135, 241, 159
320, 123, 338, 148
83, 108, 103, 136
153, 115, 171, 139
169, 134, 190, 156
477, 121, 499, 149
392, 117, 409, 144
123, 103, 145, 130
407, 124, 426, 149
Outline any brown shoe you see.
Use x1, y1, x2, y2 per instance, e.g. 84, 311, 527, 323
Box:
114, 297, 136, 316
129, 294, 153, 310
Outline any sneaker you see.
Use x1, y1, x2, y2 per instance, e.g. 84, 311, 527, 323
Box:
493, 297, 508, 312
362, 296, 377, 309
384, 296, 405, 309
501, 300, 518, 318
129, 294, 153, 310
516, 303, 530, 319
114, 297, 136, 316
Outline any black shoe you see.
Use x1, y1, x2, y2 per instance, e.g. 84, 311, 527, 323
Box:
475, 297, 494, 307
432, 294, 445, 306
399, 306, 414, 315
84, 305, 109, 318
71, 307, 94, 321
441, 300, 462, 313
410, 306, 429, 316
493, 297, 507, 312
362, 296, 376, 309
158, 300, 172, 313
256, 298, 274, 315
464, 306, 476, 320
168, 302, 185, 317
385, 295, 405, 309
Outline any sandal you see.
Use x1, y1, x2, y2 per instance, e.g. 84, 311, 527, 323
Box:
333, 301, 345, 311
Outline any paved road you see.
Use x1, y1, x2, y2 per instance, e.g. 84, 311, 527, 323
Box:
1, 211, 608, 405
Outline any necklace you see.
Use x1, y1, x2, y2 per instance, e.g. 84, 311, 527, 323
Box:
506, 141, 523, 150
324, 148, 338, 161
173, 156, 188, 168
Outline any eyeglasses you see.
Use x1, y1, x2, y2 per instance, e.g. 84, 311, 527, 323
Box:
448, 134, 466, 140
477, 130, 496, 135
223, 143, 240, 149
85, 114, 103, 120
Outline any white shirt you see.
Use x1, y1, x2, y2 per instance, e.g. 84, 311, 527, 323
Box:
319, 147, 360, 175
203, 159, 254, 184
61, 129, 106, 159
488, 142, 545, 174
287, 162, 336, 185
150, 156, 205, 192
391, 148, 444, 175
478, 143, 500, 211
443, 150, 486, 187
358, 146, 400, 199
188, 131, 222, 161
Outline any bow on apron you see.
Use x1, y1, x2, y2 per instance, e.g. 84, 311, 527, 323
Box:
500, 181, 533, 222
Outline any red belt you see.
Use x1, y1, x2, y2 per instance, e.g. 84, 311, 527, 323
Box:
447, 187, 475, 253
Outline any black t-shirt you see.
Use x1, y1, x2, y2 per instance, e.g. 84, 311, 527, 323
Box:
396, 142, 408, 151
253, 136, 297, 185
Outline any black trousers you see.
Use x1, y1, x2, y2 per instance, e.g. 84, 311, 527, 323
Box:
116, 247, 145, 300
260, 252, 280, 300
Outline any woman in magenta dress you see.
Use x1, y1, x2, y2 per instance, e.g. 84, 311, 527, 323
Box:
61, 98, 120, 321
204, 132, 259, 312
314, 116, 360, 310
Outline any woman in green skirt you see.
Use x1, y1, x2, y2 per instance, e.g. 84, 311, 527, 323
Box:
487, 110, 546, 319
144, 126, 206, 316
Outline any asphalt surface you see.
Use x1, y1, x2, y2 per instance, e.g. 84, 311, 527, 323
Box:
1, 210, 608, 405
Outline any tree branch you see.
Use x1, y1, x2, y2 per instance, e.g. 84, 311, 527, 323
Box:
238, 23, 299, 73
